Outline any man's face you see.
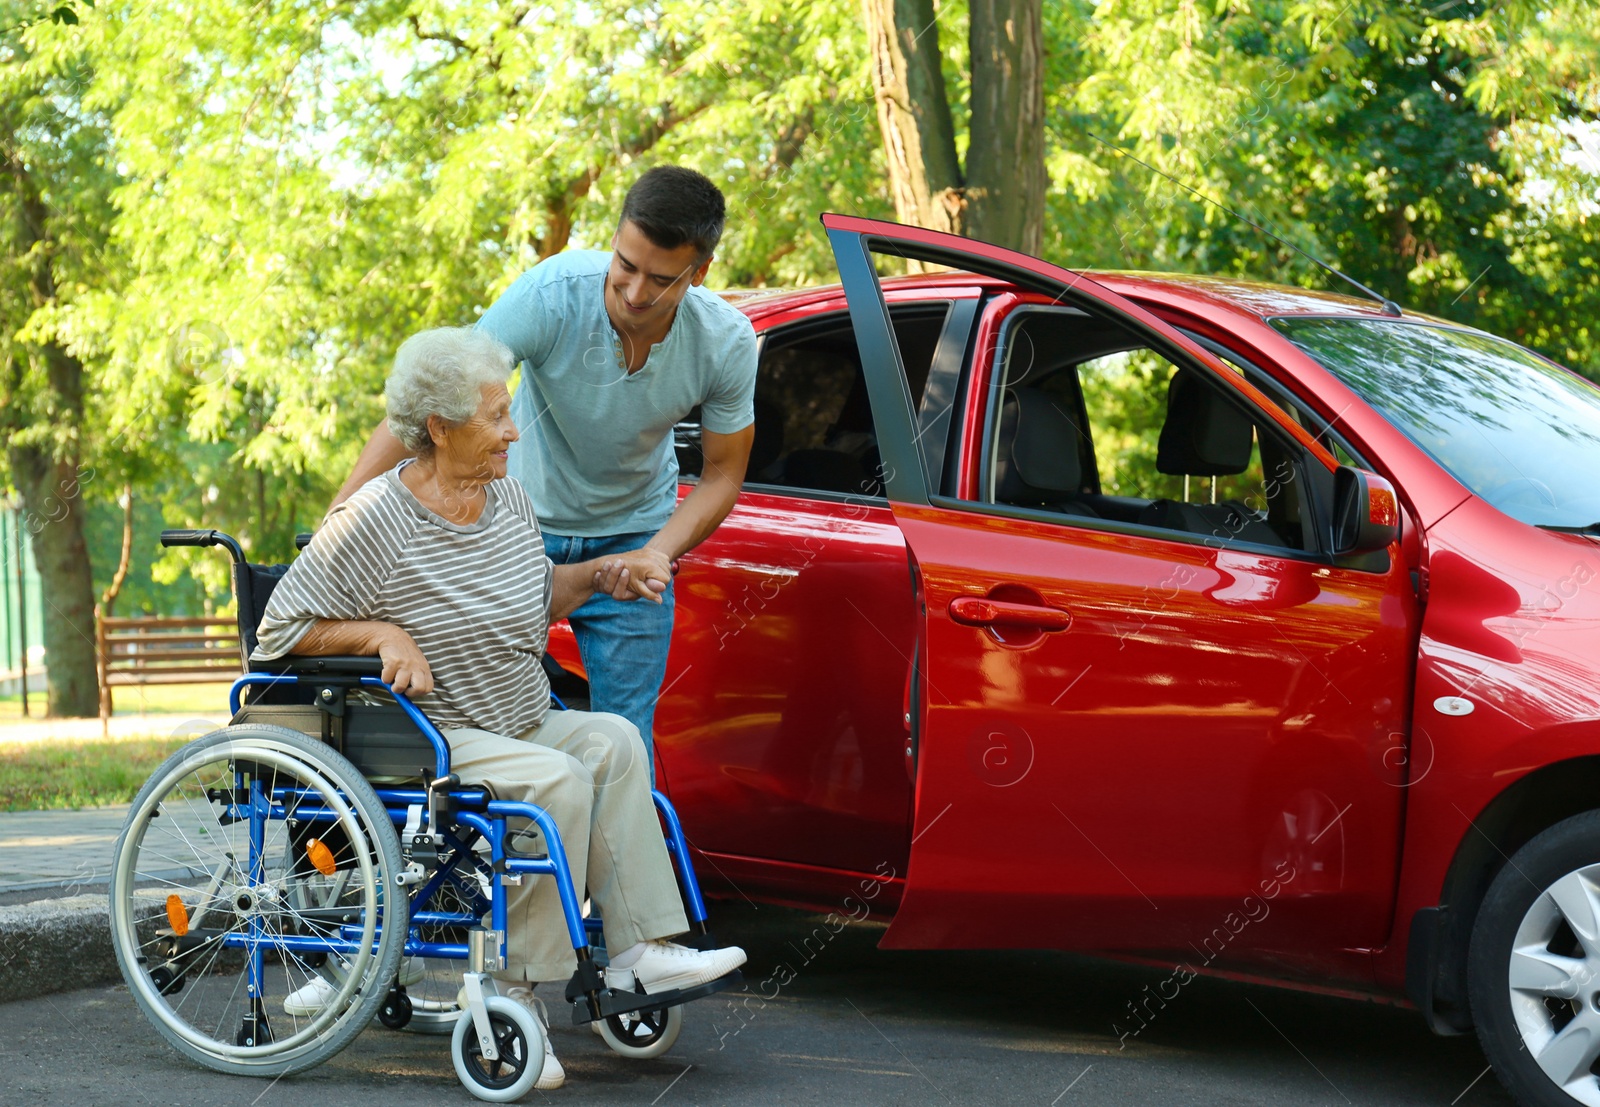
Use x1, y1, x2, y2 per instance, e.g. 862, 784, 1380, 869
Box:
606, 219, 711, 333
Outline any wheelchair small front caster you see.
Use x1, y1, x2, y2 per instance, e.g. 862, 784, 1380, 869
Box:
597, 1002, 682, 1059
236, 1000, 273, 1048
149, 966, 183, 997
451, 996, 545, 1102
378, 988, 412, 1030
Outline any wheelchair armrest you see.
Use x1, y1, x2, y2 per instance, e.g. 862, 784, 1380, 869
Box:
256, 655, 385, 677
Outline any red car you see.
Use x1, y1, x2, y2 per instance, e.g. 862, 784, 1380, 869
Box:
547, 214, 1600, 1107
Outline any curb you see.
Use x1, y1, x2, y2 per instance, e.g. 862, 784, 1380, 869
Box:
0, 893, 168, 1004
0, 894, 124, 1004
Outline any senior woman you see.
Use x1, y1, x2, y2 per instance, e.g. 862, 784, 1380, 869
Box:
251, 326, 744, 1089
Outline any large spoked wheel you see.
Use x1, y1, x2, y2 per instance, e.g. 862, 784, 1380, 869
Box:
1470, 810, 1600, 1107
451, 996, 545, 1102
109, 724, 406, 1077
597, 1001, 682, 1059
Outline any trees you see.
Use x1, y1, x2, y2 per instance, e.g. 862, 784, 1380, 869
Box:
0, 4, 117, 715
1052, 0, 1600, 373
5, 0, 1600, 715
862, 0, 1047, 253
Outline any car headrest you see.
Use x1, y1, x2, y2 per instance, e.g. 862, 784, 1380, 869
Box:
997, 387, 1084, 503
1156, 370, 1255, 477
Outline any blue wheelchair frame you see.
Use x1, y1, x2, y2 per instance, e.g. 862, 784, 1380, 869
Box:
224, 672, 715, 1024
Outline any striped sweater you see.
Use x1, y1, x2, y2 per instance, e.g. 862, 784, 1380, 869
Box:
253, 461, 554, 735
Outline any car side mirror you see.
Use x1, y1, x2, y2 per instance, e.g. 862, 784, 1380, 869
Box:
1332, 466, 1400, 555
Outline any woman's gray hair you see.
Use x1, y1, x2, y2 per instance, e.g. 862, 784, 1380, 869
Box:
385, 327, 515, 454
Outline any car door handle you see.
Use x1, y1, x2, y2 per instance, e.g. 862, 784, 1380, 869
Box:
948, 596, 1072, 631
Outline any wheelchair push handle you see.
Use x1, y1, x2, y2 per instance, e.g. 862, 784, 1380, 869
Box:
159, 528, 245, 564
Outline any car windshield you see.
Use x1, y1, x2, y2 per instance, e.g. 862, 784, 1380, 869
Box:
1270, 317, 1600, 529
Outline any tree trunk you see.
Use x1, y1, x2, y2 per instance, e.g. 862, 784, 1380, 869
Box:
2, 128, 101, 718
7, 432, 98, 718
966, 0, 1047, 254
100, 485, 134, 613
862, 0, 964, 235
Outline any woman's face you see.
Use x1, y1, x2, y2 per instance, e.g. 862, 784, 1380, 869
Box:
435, 382, 517, 482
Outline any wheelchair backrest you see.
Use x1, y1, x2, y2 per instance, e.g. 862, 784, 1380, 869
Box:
232, 560, 291, 670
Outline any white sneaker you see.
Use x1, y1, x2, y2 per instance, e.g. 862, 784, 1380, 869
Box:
284, 957, 423, 1018
605, 941, 746, 995
503, 987, 564, 1090
283, 973, 339, 1016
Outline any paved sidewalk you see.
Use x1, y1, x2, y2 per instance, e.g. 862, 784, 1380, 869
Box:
0, 805, 131, 898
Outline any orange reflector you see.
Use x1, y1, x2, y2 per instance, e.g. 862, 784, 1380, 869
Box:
165, 895, 189, 937
1369, 486, 1399, 528
307, 838, 337, 876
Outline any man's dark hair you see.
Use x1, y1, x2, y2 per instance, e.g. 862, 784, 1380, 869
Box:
619, 166, 726, 260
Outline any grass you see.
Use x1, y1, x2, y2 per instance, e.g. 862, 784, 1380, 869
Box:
0, 734, 194, 811
0, 682, 231, 721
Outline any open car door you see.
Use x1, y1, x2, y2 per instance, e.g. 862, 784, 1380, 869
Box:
823, 214, 1417, 967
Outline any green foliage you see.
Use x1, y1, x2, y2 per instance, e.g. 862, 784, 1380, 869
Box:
1056, 0, 1600, 377
4, 0, 1600, 615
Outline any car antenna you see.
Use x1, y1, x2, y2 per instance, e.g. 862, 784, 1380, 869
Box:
1086, 132, 1404, 318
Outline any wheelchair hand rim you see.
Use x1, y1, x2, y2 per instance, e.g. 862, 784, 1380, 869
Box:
111, 740, 386, 1060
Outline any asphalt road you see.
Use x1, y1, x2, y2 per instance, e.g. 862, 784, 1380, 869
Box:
0, 901, 1512, 1106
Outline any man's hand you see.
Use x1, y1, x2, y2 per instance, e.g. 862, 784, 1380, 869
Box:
600, 548, 672, 603
377, 627, 434, 696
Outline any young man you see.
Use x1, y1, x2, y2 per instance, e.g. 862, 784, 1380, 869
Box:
332, 166, 758, 768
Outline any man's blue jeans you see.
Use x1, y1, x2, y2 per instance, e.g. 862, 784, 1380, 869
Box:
542, 531, 674, 771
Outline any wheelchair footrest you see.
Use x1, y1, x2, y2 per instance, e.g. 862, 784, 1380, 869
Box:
567, 969, 745, 1026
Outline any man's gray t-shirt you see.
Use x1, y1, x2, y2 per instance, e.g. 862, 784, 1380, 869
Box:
479, 250, 758, 537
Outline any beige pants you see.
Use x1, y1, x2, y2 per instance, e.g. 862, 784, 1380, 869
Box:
443, 709, 689, 982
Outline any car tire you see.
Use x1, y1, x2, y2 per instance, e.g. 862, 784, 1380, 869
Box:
1469, 810, 1600, 1107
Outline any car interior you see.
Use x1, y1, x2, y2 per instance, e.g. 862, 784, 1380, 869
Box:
984, 306, 1315, 552
676, 304, 949, 498
672, 297, 1314, 552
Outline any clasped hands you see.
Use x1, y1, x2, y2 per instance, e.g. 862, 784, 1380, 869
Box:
592, 546, 672, 604
373, 548, 669, 698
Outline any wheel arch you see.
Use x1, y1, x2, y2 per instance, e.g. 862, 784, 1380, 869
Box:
1410, 754, 1600, 1034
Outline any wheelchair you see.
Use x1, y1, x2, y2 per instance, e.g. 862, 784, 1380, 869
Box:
107, 528, 741, 1100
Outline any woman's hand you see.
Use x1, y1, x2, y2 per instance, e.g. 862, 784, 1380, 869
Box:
597, 549, 671, 603
377, 626, 434, 696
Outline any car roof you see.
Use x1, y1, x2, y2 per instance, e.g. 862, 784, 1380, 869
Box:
720, 269, 1431, 325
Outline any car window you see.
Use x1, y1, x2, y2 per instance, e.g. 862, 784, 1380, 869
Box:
981, 305, 1314, 553
676, 305, 948, 498
1183, 331, 1366, 469
1274, 316, 1600, 529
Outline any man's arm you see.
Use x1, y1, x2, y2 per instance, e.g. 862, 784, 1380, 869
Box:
551, 553, 667, 618
330, 420, 413, 510
638, 423, 754, 576
293, 619, 434, 697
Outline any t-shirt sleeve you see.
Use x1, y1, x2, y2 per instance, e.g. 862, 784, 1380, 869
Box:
699, 319, 758, 434
476, 267, 558, 369
251, 484, 403, 660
